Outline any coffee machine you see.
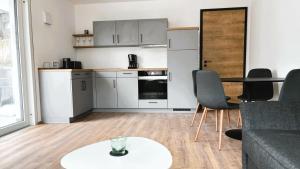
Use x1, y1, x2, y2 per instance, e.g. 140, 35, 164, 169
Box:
128, 54, 138, 69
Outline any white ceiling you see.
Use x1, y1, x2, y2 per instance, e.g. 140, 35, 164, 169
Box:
71, 0, 154, 4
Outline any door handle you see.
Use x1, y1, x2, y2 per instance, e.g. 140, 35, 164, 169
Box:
204, 60, 212, 63
117, 34, 120, 44
148, 102, 158, 104
140, 34, 143, 43
168, 39, 171, 48
168, 72, 172, 81
123, 73, 133, 75
113, 80, 116, 88
112, 35, 115, 44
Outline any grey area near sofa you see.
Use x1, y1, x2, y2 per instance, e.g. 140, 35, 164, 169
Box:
240, 101, 300, 169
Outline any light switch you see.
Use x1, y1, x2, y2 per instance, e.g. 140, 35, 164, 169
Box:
43, 11, 52, 25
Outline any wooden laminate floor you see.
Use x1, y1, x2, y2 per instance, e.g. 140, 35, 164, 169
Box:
0, 111, 242, 169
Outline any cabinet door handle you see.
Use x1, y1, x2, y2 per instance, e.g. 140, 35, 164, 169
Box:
168, 39, 171, 48
123, 73, 132, 75
84, 81, 87, 91
113, 80, 116, 88
140, 34, 143, 43
117, 34, 120, 44
148, 102, 158, 104
168, 72, 172, 81
113, 35, 115, 44
81, 80, 85, 91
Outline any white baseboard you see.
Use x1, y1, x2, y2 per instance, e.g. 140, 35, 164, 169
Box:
92, 108, 195, 114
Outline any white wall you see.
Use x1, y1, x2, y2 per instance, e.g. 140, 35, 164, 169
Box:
31, 0, 75, 67
74, 0, 251, 69
31, 0, 75, 121
250, 0, 300, 77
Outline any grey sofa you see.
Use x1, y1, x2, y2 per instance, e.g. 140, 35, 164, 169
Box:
240, 101, 300, 169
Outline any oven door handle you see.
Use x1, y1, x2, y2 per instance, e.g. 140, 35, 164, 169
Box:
138, 76, 168, 80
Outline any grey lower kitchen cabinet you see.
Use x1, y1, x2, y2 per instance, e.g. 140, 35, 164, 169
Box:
39, 71, 93, 123
93, 21, 116, 46
95, 71, 138, 109
72, 77, 93, 116
116, 20, 139, 46
167, 29, 199, 50
117, 72, 138, 108
95, 77, 118, 108
167, 29, 199, 109
139, 19, 168, 45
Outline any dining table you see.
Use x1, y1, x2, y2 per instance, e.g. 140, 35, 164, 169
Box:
220, 77, 285, 141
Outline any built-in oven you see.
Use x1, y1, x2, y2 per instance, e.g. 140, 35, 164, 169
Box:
138, 70, 168, 100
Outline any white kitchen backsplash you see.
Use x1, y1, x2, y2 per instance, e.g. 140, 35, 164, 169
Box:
76, 47, 167, 69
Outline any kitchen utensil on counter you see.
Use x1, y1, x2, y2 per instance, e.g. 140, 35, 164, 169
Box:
128, 54, 138, 69
70, 61, 82, 69
43, 62, 51, 68
62, 58, 71, 69
52, 61, 60, 68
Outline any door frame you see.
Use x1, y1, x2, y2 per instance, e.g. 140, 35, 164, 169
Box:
0, 0, 31, 136
199, 7, 248, 78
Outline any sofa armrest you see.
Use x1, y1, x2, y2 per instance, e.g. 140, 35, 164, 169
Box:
240, 101, 300, 130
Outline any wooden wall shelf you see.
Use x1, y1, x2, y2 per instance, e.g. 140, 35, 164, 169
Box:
73, 46, 95, 48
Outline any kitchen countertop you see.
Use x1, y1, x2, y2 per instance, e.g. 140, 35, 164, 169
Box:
38, 68, 168, 72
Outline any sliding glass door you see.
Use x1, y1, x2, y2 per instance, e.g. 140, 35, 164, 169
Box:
0, 0, 29, 136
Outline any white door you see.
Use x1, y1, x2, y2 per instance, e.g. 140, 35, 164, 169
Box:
0, 0, 29, 136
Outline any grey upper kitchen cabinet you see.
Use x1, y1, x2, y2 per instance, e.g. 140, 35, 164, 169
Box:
116, 71, 138, 108
139, 19, 168, 45
95, 72, 118, 108
115, 20, 139, 46
167, 29, 199, 109
93, 21, 116, 46
39, 71, 93, 123
167, 29, 198, 50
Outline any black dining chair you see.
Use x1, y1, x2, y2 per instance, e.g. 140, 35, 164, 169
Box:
279, 69, 300, 102
190, 70, 231, 128
238, 68, 274, 102
194, 70, 240, 150
237, 68, 273, 127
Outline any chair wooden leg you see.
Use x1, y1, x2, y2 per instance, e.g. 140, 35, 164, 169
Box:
215, 110, 218, 132
237, 110, 242, 127
218, 109, 224, 150
227, 109, 231, 127
191, 103, 200, 127
194, 107, 208, 141
204, 110, 208, 124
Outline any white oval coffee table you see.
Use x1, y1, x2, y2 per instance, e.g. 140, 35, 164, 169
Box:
61, 137, 172, 169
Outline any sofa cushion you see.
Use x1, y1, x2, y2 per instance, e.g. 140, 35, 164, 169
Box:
244, 130, 300, 169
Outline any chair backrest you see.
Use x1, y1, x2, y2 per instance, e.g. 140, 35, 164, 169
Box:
196, 70, 228, 109
192, 70, 199, 97
243, 68, 274, 101
279, 69, 300, 102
